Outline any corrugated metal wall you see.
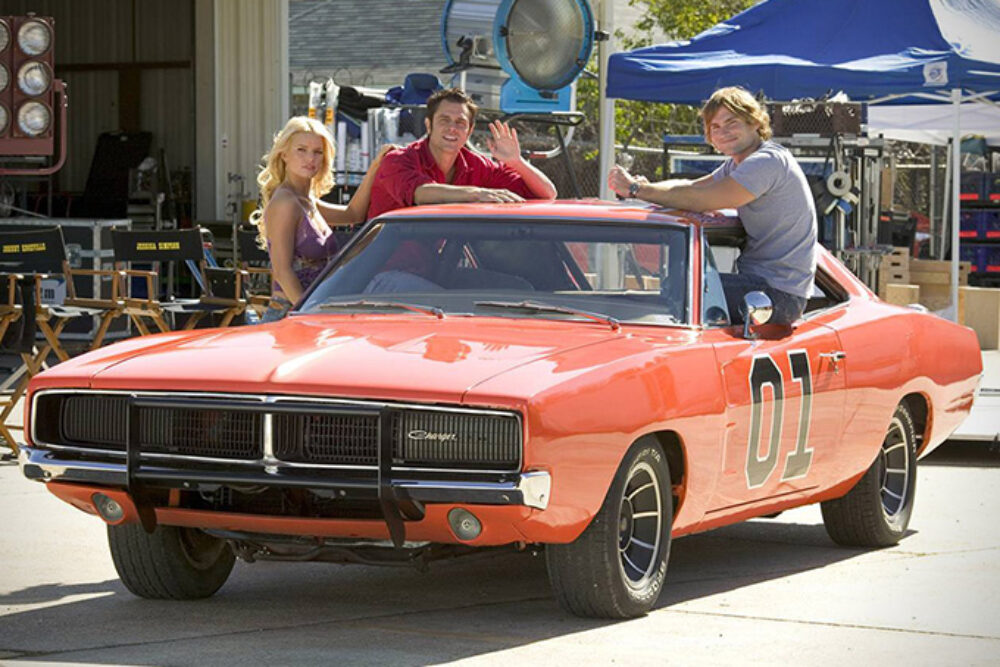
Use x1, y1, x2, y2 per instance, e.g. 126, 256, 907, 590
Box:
1, 0, 289, 219
0, 0, 194, 198
213, 0, 288, 219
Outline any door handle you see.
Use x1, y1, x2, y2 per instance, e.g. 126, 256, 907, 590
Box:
819, 351, 847, 373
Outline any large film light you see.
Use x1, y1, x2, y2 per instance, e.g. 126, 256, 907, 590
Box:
0, 14, 56, 156
441, 0, 595, 113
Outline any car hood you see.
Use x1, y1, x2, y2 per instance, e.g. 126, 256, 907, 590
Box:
49, 315, 687, 405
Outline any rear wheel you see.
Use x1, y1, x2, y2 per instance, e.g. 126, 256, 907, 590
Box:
108, 523, 235, 599
546, 439, 672, 618
821, 403, 917, 547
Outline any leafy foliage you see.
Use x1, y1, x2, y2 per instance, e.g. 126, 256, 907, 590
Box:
576, 0, 757, 154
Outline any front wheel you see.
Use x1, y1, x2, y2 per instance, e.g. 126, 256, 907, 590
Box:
821, 403, 917, 547
546, 439, 672, 618
108, 523, 235, 599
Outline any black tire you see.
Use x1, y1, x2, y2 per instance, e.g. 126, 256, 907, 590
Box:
546, 439, 672, 618
821, 403, 917, 547
108, 523, 235, 599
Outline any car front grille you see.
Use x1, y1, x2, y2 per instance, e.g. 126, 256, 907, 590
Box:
32, 392, 522, 472
392, 410, 522, 469
274, 413, 381, 465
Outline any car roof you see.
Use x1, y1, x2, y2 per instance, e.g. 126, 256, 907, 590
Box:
374, 199, 741, 230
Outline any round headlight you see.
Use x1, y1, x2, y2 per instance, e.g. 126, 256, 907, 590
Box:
17, 61, 51, 96
1, 21, 11, 52
0, 64, 9, 94
18, 19, 52, 56
0, 105, 9, 135
17, 101, 51, 136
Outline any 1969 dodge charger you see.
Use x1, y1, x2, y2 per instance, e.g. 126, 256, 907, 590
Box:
20, 201, 982, 618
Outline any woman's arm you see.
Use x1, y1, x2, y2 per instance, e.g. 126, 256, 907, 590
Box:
265, 196, 306, 303
317, 144, 396, 227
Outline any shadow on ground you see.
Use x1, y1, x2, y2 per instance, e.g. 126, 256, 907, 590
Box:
923, 440, 1000, 468
0, 518, 868, 665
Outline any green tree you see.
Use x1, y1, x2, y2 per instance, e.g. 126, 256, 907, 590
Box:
576, 0, 757, 155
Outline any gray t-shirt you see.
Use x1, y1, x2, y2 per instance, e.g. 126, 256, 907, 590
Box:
712, 141, 817, 298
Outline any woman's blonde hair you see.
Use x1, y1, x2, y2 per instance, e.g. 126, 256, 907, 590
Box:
701, 86, 773, 144
249, 116, 336, 245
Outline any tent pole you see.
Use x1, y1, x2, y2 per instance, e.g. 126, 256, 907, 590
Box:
598, 0, 615, 200
929, 147, 937, 258
950, 87, 961, 322
942, 139, 952, 261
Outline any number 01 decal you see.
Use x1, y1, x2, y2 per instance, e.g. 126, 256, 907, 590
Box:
745, 351, 814, 489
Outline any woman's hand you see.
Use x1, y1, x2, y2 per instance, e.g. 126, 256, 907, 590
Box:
371, 143, 398, 169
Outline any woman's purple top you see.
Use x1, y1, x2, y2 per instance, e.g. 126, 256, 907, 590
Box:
269, 192, 339, 292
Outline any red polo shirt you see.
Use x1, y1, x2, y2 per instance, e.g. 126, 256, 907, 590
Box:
366, 137, 538, 219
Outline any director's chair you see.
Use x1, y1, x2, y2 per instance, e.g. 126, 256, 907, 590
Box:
110, 228, 246, 334
237, 228, 272, 320
0, 227, 124, 454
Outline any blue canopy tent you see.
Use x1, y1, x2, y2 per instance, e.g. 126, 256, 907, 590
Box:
604, 0, 1000, 317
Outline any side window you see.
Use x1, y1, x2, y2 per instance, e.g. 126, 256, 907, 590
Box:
703, 242, 733, 326
802, 268, 848, 315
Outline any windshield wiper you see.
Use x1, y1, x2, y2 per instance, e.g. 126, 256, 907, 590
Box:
317, 299, 444, 319
474, 299, 620, 331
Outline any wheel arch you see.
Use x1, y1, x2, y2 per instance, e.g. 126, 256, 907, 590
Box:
902, 392, 929, 455
635, 430, 686, 518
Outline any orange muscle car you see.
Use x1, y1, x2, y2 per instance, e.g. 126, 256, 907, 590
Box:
20, 201, 981, 618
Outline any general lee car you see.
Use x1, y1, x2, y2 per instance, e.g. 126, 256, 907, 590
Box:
20, 201, 982, 618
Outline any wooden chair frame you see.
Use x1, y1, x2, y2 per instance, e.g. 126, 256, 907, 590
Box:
237, 228, 272, 319
0, 227, 124, 454
111, 228, 246, 334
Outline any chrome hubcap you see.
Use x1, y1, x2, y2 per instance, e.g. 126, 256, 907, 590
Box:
878, 417, 911, 520
617, 461, 662, 589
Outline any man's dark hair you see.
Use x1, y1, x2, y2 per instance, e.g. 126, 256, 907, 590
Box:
425, 88, 479, 127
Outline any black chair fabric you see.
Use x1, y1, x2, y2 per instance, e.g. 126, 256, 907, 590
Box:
111, 228, 205, 263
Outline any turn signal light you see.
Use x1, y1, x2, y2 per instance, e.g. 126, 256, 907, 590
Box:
448, 507, 483, 541
93, 493, 126, 523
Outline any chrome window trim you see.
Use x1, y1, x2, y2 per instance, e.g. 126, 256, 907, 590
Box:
306, 214, 696, 329
686, 225, 695, 324
31, 388, 524, 474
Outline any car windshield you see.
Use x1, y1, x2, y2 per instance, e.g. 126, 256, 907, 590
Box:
300, 217, 690, 326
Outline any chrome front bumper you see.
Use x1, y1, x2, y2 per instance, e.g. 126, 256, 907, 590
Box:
19, 446, 551, 510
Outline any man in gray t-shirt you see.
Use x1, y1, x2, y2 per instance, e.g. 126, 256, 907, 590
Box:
608, 86, 817, 325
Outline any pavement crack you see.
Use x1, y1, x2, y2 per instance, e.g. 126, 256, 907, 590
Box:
669, 608, 1000, 642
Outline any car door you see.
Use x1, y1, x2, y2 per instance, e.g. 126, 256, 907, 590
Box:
700, 242, 848, 514
707, 319, 847, 513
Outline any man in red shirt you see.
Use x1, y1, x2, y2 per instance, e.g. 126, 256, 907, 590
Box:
367, 88, 556, 219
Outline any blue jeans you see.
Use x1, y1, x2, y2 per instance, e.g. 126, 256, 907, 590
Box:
259, 295, 293, 323
720, 273, 807, 326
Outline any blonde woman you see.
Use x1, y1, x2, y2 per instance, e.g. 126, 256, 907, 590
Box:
250, 116, 390, 322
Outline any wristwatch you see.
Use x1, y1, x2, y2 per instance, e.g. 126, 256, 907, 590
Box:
628, 181, 641, 198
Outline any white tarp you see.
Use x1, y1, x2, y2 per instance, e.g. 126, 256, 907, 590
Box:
868, 102, 1000, 146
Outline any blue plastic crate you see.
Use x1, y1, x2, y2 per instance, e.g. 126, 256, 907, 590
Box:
984, 244, 1000, 273
960, 244, 984, 273
983, 210, 1000, 239
961, 171, 987, 202
987, 172, 1000, 203
960, 210, 982, 238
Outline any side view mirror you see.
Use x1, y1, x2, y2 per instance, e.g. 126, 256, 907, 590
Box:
741, 290, 773, 339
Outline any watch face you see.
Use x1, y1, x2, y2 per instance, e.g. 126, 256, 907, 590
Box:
629, 182, 640, 197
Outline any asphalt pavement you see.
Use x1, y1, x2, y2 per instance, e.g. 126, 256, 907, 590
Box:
0, 439, 998, 666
